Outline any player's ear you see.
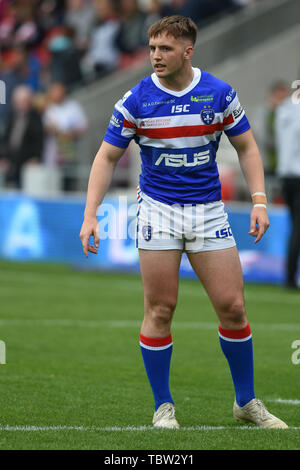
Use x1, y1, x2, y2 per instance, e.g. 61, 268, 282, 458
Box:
184, 45, 194, 60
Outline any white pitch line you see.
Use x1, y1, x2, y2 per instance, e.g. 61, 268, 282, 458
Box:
0, 318, 297, 331
268, 399, 300, 405
0, 425, 299, 432
0, 318, 300, 331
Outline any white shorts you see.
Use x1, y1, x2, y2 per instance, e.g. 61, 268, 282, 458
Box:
136, 190, 236, 252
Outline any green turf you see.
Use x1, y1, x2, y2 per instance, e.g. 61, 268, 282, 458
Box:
0, 260, 299, 450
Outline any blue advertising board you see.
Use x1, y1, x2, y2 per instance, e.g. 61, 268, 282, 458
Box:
0, 192, 294, 284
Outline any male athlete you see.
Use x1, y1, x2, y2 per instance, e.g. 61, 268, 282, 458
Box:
80, 16, 288, 429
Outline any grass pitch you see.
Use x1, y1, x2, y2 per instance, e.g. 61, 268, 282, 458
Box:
0, 260, 299, 450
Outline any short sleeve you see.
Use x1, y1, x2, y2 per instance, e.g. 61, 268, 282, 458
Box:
222, 88, 251, 137
104, 90, 137, 149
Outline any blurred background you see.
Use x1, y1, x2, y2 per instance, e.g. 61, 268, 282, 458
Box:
0, 0, 300, 285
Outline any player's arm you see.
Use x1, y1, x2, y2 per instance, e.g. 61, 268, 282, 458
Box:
79, 141, 125, 257
228, 129, 270, 243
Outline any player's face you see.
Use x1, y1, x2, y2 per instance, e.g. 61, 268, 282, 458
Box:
149, 33, 192, 80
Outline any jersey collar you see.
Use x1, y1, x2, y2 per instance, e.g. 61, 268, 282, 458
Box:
151, 67, 201, 97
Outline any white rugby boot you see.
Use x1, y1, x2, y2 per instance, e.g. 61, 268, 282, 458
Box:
152, 402, 180, 429
233, 398, 288, 429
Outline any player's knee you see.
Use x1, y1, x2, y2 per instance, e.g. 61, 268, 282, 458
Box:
220, 297, 247, 327
147, 299, 176, 327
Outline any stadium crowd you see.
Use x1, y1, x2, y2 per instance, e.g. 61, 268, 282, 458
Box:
0, 0, 265, 192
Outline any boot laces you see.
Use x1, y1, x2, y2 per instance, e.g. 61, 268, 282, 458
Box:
156, 403, 175, 420
253, 399, 268, 421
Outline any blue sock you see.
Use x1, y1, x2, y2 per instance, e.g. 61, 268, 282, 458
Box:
219, 323, 255, 407
140, 333, 174, 411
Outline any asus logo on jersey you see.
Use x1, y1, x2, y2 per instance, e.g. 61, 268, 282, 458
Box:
171, 104, 190, 113
155, 150, 210, 168
215, 227, 232, 238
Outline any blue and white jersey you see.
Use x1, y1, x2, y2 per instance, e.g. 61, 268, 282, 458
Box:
104, 67, 250, 205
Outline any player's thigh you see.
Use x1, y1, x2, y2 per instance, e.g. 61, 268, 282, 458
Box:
187, 246, 245, 317
139, 249, 182, 311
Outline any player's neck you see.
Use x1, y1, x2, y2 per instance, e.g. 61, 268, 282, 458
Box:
157, 65, 194, 92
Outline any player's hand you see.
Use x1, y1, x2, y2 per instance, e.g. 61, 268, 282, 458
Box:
248, 206, 270, 244
79, 216, 100, 258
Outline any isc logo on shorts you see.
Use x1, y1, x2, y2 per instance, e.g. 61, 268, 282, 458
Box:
155, 150, 210, 168
215, 227, 232, 238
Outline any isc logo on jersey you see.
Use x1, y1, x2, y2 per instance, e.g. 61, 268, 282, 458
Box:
171, 104, 190, 113
155, 150, 210, 168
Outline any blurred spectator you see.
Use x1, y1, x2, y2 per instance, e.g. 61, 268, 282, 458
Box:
275, 88, 300, 289
46, 26, 83, 89
252, 80, 289, 204
117, 0, 157, 55
137, 0, 161, 14
160, 0, 238, 25
81, 0, 121, 79
0, 47, 42, 136
0, 85, 44, 189
0, 55, 22, 130
37, 0, 66, 32
43, 82, 88, 190
65, 0, 95, 54
0, 1, 17, 48
0, 1, 42, 50
263, 81, 289, 176
231, 0, 256, 7
13, 2, 42, 49
0, 0, 10, 20
11, 47, 42, 91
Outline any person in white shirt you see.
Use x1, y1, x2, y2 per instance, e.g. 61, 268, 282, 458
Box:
275, 92, 300, 288
43, 82, 88, 190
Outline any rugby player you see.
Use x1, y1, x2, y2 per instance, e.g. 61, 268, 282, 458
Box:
80, 15, 288, 429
